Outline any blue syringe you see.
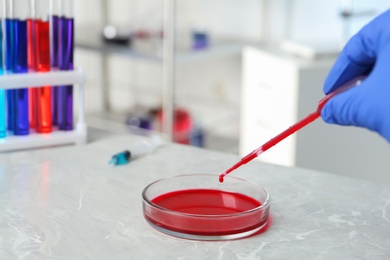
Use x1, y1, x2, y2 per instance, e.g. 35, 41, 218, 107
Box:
109, 135, 163, 166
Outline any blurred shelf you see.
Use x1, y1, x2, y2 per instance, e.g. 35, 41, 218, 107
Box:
176, 42, 247, 63
76, 23, 248, 145
86, 111, 239, 154
75, 28, 161, 61
75, 27, 251, 63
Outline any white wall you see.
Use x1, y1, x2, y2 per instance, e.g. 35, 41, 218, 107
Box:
286, 0, 389, 45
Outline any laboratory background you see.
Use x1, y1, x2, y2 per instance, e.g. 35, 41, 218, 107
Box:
2, 0, 390, 259
74, 0, 390, 185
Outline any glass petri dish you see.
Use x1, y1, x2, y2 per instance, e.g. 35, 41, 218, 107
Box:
142, 174, 271, 241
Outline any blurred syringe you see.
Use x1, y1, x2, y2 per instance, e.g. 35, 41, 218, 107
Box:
109, 135, 163, 166
219, 76, 366, 182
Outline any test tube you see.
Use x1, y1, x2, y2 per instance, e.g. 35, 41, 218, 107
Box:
29, 0, 52, 133
57, 0, 73, 130
4, 0, 14, 131
8, 0, 29, 135
0, 0, 6, 138
27, 0, 35, 128
50, 0, 60, 125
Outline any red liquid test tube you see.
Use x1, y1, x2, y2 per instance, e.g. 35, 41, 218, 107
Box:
27, 16, 36, 128
28, 0, 52, 133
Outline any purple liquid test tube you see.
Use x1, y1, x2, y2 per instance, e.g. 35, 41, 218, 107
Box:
50, 0, 60, 125
57, 0, 73, 130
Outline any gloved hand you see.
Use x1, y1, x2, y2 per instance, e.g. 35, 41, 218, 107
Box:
321, 9, 390, 142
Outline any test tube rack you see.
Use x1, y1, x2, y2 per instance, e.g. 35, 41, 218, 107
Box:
0, 69, 87, 152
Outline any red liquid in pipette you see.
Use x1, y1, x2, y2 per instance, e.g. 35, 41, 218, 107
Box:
219, 111, 320, 183
219, 77, 365, 182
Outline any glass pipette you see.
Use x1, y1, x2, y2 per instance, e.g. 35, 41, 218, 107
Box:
219, 76, 366, 182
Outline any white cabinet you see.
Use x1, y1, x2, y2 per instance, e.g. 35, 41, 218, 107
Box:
241, 46, 390, 185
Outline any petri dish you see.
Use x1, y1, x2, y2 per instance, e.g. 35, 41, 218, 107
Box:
142, 174, 271, 241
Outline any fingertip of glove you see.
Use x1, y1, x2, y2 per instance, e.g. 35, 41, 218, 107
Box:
320, 102, 334, 124
322, 53, 352, 94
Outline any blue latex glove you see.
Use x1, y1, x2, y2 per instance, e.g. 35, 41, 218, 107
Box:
321, 9, 390, 142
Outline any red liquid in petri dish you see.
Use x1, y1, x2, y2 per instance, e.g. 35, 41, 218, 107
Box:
144, 189, 269, 238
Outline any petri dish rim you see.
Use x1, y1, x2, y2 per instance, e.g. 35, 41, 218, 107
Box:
142, 173, 271, 218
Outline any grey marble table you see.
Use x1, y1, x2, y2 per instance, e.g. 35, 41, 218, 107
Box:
1, 135, 390, 260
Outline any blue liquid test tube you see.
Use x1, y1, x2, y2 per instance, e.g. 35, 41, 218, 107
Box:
0, 0, 6, 138
4, 0, 14, 132
13, 1, 29, 135
5, 0, 29, 135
